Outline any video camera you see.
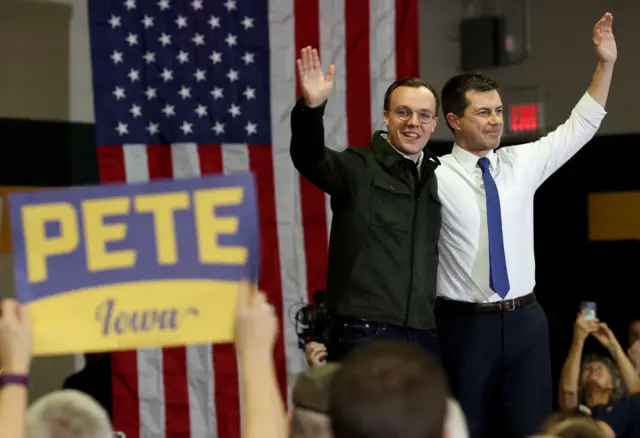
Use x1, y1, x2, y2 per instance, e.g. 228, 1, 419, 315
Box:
293, 289, 333, 349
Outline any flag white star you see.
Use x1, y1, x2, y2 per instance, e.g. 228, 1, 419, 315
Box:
224, 0, 237, 11
191, 0, 203, 10
209, 15, 220, 29
209, 51, 222, 64
111, 51, 124, 64
245, 122, 257, 135
113, 87, 126, 100
158, 0, 170, 11
176, 16, 187, 29
147, 122, 159, 135
126, 33, 138, 46
162, 105, 176, 117
212, 122, 225, 134
211, 87, 224, 99
225, 33, 238, 47
109, 15, 122, 28
227, 69, 239, 82
159, 33, 172, 46
178, 86, 192, 99
192, 34, 205, 46
195, 104, 208, 118
130, 104, 142, 118
128, 69, 140, 82
161, 69, 173, 82
242, 52, 255, 65
243, 87, 256, 100
194, 69, 206, 82
116, 122, 129, 135
177, 51, 189, 64
241, 17, 254, 29
143, 51, 156, 63
142, 15, 154, 28
145, 87, 157, 100
180, 121, 193, 134
228, 104, 241, 117
124, 0, 136, 11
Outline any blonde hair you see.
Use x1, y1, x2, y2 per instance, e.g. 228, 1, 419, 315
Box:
27, 390, 113, 438
541, 413, 605, 438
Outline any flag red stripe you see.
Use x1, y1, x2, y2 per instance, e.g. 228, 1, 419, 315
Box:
144, 145, 192, 438
111, 351, 141, 438
197, 144, 224, 176
395, 0, 419, 78
162, 347, 191, 437
345, 0, 372, 148
97, 146, 127, 184
96, 145, 140, 438
294, 0, 329, 303
197, 144, 241, 438
247, 145, 288, 403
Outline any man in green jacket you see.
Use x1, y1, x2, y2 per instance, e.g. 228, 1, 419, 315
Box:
290, 46, 442, 361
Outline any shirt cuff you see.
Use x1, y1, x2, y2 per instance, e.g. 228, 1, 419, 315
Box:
575, 91, 607, 127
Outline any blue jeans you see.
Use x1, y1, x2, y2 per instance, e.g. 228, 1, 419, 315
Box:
328, 316, 440, 363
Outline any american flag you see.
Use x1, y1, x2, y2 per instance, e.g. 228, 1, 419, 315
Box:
87, 0, 418, 436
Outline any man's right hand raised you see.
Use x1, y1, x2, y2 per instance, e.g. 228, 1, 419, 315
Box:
296, 46, 335, 108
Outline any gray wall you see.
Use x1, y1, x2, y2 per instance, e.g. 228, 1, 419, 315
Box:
423, 0, 638, 140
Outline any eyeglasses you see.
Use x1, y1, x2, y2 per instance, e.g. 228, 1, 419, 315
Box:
390, 106, 436, 124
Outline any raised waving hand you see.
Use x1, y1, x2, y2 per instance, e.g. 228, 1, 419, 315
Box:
296, 46, 335, 108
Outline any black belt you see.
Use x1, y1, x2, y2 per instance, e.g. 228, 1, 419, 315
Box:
436, 292, 536, 314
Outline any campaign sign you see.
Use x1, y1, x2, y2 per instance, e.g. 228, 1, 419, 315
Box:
8, 172, 259, 356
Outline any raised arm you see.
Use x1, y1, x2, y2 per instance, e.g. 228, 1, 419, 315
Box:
587, 13, 616, 108
558, 313, 599, 411
510, 13, 616, 187
593, 323, 640, 396
290, 47, 350, 195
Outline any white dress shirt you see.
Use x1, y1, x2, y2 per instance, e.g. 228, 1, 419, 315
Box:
435, 92, 607, 302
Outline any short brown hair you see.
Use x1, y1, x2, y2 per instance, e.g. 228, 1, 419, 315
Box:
329, 340, 448, 438
383, 77, 440, 115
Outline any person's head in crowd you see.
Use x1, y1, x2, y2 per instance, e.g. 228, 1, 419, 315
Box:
539, 411, 607, 438
329, 340, 449, 438
290, 363, 339, 438
629, 318, 640, 346
27, 389, 113, 438
580, 354, 623, 406
628, 318, 640, 372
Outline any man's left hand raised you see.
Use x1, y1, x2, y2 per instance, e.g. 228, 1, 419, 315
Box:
593, 12, 617, 65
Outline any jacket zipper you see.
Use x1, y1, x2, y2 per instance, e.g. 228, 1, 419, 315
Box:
403, 165, 420, 327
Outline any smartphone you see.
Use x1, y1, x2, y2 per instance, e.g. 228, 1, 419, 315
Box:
580, 301, 597, 320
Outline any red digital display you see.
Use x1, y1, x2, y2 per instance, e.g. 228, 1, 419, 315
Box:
510, 104, 539, 132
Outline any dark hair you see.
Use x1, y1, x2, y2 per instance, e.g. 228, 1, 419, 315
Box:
329, 340, 448, 438
383, 77, 440, 115
441, 73, 499, 131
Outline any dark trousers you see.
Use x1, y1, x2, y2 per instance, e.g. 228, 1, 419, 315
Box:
328, 316, 440, 363
435, 299, 552, 438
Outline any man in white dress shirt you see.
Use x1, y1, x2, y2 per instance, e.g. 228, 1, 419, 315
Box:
433, 13, 617, 438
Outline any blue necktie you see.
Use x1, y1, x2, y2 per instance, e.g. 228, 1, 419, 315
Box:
478, 157, 510, 298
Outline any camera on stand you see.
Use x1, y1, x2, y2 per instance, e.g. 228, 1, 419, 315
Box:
293, 289, 333, 350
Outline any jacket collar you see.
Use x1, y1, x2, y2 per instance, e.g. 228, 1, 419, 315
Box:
371, 131, 440, 169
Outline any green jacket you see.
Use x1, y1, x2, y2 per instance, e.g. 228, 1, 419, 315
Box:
290, 99, 442, 330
